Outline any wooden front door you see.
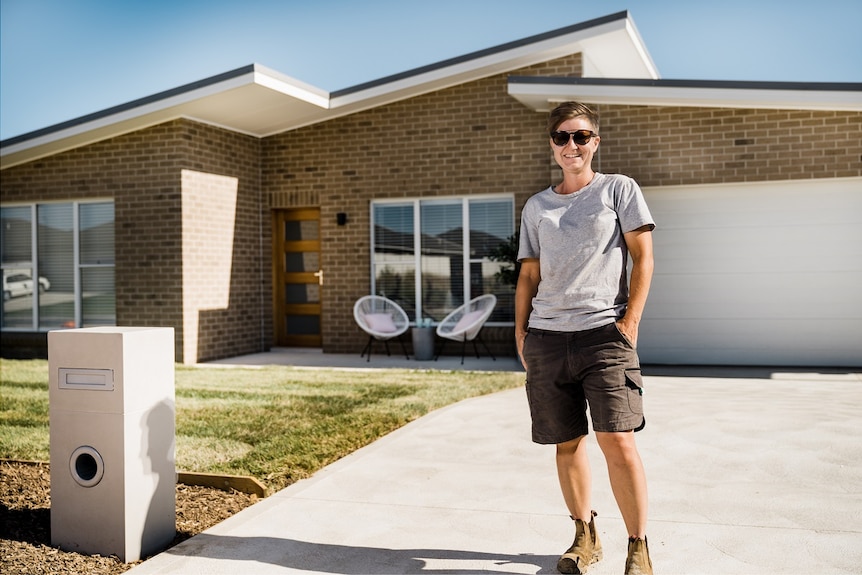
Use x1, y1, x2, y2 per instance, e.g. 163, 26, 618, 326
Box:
272, 208, 322, 347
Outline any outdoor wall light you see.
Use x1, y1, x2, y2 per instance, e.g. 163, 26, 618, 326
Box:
336, 212, 348, 226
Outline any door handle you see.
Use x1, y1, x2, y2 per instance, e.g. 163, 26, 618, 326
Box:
313, 270, 323, 285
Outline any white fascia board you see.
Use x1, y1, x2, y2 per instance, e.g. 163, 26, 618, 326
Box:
328, 43, 573, 110
329, 16, 640, 110
0, 114, 181, 168
252, 66, 331, 109
624, 17, 660, 80
1, 65, 329, 156
328, 53, 551, 111
0, 71, 258, 165
508, 82, 862, 112
3, 74, 253, 155
575, 19, 658, 79
0, 66, 334, 168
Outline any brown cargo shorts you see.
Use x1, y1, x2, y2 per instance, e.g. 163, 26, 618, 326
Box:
523, 321, 646, 444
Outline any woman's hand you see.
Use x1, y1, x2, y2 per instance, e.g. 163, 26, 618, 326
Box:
516, 329, 528, 369
515, 258, 540, 371
616, 318, 639, 347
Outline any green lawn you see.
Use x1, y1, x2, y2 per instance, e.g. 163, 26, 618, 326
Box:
0, 359, 524, 491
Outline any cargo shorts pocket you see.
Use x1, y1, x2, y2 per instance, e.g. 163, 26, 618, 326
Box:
625, 369, 644, 415
612, 321, 636, 348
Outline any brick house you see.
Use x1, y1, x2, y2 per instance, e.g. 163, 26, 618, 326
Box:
2, 11, 861, 366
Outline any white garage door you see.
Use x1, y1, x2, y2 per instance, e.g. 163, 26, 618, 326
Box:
639, 177, 862, 367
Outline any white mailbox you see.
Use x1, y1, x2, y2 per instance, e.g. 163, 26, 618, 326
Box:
49, 326, 176, 563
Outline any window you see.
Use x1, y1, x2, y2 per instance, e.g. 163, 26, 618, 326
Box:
372, 196, 514, 324
1, 201, 115, 330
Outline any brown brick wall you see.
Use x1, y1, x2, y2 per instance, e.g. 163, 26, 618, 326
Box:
1, 123, 187, 357
593, 106, 862, 186
262, 53, 861, 356
177, 122, 267, 363
262, 56, 584, 354
0, 119, 266, 363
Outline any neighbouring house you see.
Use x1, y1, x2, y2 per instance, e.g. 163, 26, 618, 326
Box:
2, 11, 860, 367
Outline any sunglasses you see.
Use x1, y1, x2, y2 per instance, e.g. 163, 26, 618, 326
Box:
550, 129, 598, 146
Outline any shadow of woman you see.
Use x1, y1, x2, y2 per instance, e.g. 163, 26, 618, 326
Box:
157, 532, 559, 574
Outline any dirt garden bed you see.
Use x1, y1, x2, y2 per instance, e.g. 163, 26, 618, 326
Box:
1, 461, 257, 575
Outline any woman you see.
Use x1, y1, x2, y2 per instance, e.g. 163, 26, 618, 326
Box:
516, 101, 655, 575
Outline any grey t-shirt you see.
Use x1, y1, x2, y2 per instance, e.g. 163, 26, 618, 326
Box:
517, 172, 655, 332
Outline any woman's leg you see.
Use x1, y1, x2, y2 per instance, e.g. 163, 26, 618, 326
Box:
556, 435, 593, 521
595, 430, 648, 537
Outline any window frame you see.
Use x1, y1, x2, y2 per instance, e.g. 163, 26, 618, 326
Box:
370, 193, 514, 325
1, 199, 115, 332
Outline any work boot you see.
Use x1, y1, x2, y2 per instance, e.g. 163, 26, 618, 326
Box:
557, 511, 602, 574
588, 511, 602, 563
624, 536, 653, 575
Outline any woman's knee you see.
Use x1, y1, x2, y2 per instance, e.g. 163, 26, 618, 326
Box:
595, 431, 640, 463
556, 435, 587, 456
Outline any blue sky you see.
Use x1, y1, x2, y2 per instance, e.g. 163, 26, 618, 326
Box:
1, 0, 860, 141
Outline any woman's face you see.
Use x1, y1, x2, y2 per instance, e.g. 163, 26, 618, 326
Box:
550, 116, 600, 175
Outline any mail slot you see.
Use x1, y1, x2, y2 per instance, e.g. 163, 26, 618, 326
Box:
59, 368, 114, 391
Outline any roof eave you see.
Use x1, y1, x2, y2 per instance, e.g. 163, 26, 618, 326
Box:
0, 65, 331, 169
508, 77, 862, 112
0, 11, 655, 170
330, 11, 657, 107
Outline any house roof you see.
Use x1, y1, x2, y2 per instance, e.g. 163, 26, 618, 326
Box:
1, 10, 656, 169
508, 76, 862, 112
4, 9, 860, 172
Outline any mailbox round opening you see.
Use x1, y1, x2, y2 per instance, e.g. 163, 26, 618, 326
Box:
70, 446, 104, 487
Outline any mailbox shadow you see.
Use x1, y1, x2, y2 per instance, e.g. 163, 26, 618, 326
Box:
165, 533, 559, 574
0, 505, 50, 545
141, 399, 177, 558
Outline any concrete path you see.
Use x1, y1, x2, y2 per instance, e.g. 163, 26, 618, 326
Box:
128, 350, 862, 574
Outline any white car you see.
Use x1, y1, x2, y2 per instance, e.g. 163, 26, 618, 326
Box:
3, 271, 51, 301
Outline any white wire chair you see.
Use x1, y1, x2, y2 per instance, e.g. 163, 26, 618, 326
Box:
353, 295, 411, 362
435, 294, 497, 364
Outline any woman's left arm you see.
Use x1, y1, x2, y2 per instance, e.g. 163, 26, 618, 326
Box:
617, 225, 654, 347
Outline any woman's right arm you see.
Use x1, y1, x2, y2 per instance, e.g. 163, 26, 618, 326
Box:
515, 258, 540, 366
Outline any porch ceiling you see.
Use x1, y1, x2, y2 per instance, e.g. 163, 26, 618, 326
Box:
1, 11, 657, 170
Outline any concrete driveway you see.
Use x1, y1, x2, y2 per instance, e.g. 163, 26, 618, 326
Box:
128, 350, 861, 574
